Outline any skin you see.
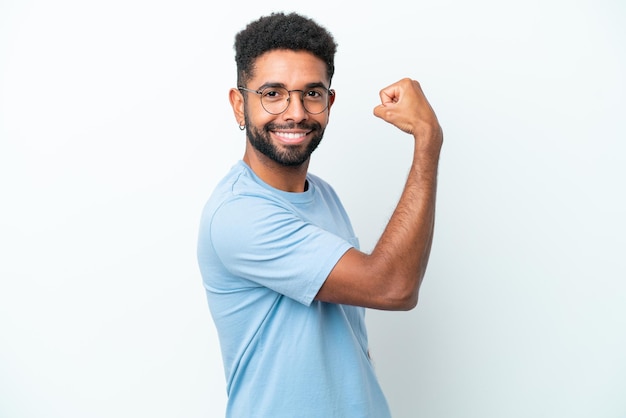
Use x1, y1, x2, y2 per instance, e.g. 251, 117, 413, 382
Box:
230, 49, 443, 311
230, 50, 334, 193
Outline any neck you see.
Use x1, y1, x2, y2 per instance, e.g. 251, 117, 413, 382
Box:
243, 149, 310, 193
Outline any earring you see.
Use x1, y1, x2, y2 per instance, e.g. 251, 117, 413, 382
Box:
238, 123, 245, 131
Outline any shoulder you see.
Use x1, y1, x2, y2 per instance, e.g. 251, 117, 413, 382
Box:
200, 166, 299, 243
307, 171, 332, 190
307, 172, 343, 201
202, 162, 284, 218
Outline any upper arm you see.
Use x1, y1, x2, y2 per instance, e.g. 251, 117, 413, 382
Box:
210, 196, 353, 306
315, 248, 419, 311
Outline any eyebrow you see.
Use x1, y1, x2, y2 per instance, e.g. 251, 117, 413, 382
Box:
256, 81, 329, 90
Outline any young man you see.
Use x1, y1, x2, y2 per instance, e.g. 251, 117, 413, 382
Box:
197, 12, 443, 417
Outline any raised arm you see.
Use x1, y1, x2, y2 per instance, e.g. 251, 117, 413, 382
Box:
315, 78, 443, 310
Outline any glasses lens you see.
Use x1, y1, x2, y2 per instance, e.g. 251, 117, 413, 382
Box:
260, 87, 329, 115
302, 88, 329, 114
260, 87, 289, 114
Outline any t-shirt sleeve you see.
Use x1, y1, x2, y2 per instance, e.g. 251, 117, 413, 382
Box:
209, 195, 353, 306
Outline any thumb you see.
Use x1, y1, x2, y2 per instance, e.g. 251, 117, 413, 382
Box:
373, 101, 397, 122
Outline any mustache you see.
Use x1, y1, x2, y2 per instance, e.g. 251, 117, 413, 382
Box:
264, 122, 321, 131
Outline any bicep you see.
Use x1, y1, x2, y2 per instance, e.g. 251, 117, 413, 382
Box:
315, 248, 416, 311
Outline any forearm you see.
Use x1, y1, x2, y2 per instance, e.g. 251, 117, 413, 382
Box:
316, 78, 443, 310
368, 128, 442, 308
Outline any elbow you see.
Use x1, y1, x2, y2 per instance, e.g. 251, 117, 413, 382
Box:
395, 289, 419, 311
382, 275, 421, 311
403, 292, 419, 310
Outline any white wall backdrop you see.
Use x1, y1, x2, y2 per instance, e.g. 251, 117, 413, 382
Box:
1, 1, 624, 417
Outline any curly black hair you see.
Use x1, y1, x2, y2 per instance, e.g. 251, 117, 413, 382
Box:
234, 12, 338, 87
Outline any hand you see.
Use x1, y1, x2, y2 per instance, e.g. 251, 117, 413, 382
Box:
373, 78, 441, 140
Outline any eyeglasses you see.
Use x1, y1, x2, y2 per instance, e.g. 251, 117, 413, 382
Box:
238, 85, 334, 115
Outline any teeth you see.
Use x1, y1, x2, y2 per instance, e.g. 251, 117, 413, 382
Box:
277, 132, 306, 139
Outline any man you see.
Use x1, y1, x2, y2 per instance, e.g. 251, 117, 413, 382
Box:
197, 12, 443, 417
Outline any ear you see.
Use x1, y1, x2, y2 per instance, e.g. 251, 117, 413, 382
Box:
229, 88, 245, 126
328, 89, 336, 110
326, 89, 336, 119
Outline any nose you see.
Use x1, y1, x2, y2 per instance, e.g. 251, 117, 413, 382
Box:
281, 91, 308, 122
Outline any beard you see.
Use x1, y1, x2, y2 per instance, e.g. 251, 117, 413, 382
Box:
244, 111, 325, 167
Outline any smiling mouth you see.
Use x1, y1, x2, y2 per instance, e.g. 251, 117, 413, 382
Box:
273, 131, 309, 144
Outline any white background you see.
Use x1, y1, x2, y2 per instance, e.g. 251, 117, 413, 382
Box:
1, 0, 625, 417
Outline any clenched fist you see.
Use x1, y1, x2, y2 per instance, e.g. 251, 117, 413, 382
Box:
373, 78, 443, 148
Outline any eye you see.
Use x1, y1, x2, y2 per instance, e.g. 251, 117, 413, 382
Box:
305, 89, 325, 99
262, 88, 287, 101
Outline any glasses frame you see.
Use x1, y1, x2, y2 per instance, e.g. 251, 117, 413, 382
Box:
238, 85, 334, 115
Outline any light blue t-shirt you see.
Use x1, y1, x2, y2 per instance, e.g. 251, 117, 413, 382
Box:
197, 161, 391, 418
